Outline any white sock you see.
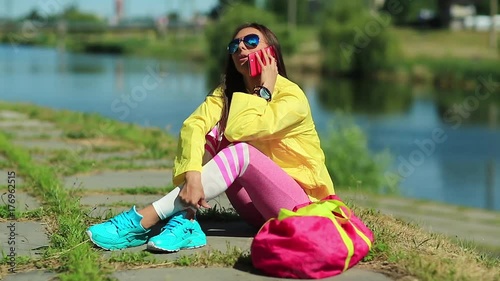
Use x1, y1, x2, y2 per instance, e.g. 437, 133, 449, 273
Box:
151, 160, 229, 220
151, 187, 184, 220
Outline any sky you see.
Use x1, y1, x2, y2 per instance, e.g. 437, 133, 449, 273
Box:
2, 0, 219, 19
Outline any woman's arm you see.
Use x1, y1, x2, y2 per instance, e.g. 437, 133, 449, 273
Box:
224, 84, 308, 142
172, 89, 224, 186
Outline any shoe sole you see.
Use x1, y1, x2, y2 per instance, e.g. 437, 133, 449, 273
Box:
86, 230, 112, 251
146, 241, 206, 253
87, 230, 146, 251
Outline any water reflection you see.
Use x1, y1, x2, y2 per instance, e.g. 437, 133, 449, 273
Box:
317, 78, 413, 115
317, 77, 500, 127
306, 76, 500, 210
0, 45, 499, 211
436, 87, 500, 127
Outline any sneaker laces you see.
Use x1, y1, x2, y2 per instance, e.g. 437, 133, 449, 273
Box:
110, 211, 136, 230
162, 214, 189, 233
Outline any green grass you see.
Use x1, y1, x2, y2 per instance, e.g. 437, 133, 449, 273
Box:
108, 251, 157, 266
0, 133, 109, 280
0, 160, 10, 169
40, 148, 173, 177
0, 204, 46, 220
393, 28, 498, 61
172, 244, 251, 267
0, 255, 32, 267
0, 102, 178, 160
44, 149, 97, 176
60, 31, 206, 61
402, 56, 500, 93
357, 206, 500, 281
197, 204, 241, 222
110, 186, 174, 195
107, 243, 251, 270
2, 103, 499, 280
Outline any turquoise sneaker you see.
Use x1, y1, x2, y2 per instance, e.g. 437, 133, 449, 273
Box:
86, 206, 149, 250
146, 211, 206, 252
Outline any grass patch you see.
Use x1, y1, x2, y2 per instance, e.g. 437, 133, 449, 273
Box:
0, 204, 18, 219
107, 244, 251, 270
108, 251, 157, 266
0, 204, 46, 220
357, 207, 500, 281
197, 204, 241, 222
0, 102, 178, 160
66, 31, 207, 61
104, 161, 172, 171
89, 201, 136, 208
393, 28, 498, 61
0, 132, 110, 280
0, 255, 32, 266
173, 245, 250, 267
110, 186, 174, 195
0, 161, 10, 169
41, 149, 172, 176
2, 103, 498, 280
403, 56, 500, 92
44, 149, 97, 176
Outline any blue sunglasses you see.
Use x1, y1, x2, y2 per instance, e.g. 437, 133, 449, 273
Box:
227, 34, 260, 54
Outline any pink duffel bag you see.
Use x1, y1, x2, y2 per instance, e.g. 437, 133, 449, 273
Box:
250, 195, 374, 279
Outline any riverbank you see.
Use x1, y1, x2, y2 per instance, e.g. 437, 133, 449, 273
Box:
0, 101, 499, 280
2, 27, 499, 90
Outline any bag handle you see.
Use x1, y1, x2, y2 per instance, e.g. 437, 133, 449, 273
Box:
278, 199, 352, 223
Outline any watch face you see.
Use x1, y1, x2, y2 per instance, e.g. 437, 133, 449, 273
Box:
259, 88, 271, 100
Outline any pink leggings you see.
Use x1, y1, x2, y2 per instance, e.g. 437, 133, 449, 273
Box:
204, 127, 310, 228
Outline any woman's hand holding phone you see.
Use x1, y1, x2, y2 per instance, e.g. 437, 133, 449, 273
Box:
255, 47, 278, 95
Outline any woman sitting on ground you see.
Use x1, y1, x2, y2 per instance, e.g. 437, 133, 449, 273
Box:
86, 22, 335, 252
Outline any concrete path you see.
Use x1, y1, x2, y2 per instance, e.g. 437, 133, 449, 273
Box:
344, 193, 500, 248
0, 109, 393, 281
2, 267, 391, 281
64, 170, 173, 190
0, 222, 50, 257
112, 267, 392, 281
0, 107, 500, 281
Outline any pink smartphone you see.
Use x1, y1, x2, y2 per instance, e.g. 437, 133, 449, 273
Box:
248, 46, 276, 77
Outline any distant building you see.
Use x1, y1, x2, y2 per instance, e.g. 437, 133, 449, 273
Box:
115, 0, 124, 25
450, 1, 477, 30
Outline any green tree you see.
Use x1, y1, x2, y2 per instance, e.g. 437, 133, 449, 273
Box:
321, 114, 396, 193
476, 0, 500, 15
265, 0, 312, 25
25, 9, 45, 22
381, 0, 436, 25
208, 0, 257, 20
319, 0, 401, 77
60, 5, 103, 23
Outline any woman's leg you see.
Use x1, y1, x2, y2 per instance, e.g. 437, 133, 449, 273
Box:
202, 127, 266, 228
214, 143, 310, 220
152, 142, 310, 222
87, 142, 309, 251
224, 182, 266, 229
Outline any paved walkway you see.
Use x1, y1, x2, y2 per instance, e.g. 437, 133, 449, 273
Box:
343, 193, 500, 249
2, 108, 499, 280
0, 109, 394, 280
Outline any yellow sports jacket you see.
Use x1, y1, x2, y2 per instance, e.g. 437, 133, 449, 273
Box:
172, 74, 335, 201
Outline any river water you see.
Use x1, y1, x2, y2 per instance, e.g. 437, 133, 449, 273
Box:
1, 45, 499, 211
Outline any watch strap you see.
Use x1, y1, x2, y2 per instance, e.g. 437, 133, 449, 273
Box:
253, 86, 272, 101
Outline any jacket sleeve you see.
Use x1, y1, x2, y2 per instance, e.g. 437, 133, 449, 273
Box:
172, 88, 224, 186
224, 84, 308, 142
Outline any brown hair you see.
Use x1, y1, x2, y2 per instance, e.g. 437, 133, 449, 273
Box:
218, 22, 288, 134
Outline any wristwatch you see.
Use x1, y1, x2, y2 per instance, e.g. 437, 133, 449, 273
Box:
253, 86, 272, 102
